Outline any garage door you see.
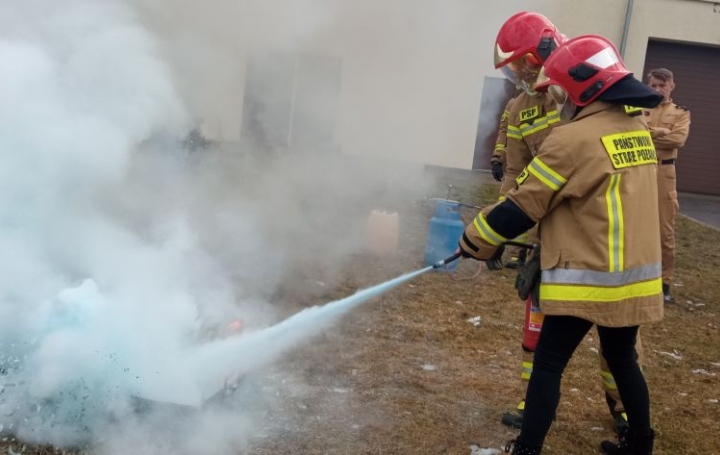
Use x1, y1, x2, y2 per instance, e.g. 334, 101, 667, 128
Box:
643, 39, 720, 196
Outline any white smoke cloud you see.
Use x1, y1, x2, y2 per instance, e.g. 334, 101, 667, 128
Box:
0, 0, 249, 453
0, 1, 450, 454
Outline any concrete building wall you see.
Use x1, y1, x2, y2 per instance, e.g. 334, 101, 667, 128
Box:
141, 0, 720, 170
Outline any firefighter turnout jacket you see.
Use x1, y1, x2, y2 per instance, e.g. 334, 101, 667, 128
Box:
461, 101, 664, 327
491, 97, 514, 166
500, 92, 560, 196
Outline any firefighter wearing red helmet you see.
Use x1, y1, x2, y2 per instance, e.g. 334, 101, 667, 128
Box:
492, 12, 562, 431
491, 12, 639, 437
490, 11, 565, 430
460, 34, 664, 454
492, 11, 562, 209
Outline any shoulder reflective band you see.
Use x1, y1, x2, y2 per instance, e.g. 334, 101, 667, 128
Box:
623, 105, 643, 116
600, 130, 657, 169
527, 157, 567, 191
472, 213, 507, 246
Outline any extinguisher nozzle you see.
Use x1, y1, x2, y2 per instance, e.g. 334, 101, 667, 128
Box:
432, 251, 462, 269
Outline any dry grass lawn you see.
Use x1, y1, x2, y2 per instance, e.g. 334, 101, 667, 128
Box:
2, 170, 718, 455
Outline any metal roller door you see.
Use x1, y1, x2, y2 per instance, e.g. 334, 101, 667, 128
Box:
643, 39, 720, 196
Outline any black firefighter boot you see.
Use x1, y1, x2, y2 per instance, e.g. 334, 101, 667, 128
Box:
662, 282, 674, 303
504, 439, 542, 455
501, 400, 524, 429
600, 428, 655, 455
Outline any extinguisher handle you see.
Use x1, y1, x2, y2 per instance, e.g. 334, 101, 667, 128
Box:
502, 240, 535, 250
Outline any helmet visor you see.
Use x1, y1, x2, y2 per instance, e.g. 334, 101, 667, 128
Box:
507, 53, 542, 74
501, 53, 542, 90
501, 65, 518, 85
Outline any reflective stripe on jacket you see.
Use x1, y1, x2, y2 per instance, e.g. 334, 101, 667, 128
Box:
501, 92, 560, 196
465, 101, 664, 327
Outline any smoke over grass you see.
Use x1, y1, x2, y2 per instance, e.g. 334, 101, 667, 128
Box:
0, 1, 437, 454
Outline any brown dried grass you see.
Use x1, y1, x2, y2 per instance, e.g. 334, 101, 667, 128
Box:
3, 172, 718, 455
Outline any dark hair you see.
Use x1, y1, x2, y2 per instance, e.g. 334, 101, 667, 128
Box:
647, 68, 674, 83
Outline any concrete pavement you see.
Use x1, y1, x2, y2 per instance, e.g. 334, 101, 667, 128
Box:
679, 192, 720, 230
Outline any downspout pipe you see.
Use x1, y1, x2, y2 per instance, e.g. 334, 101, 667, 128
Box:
619, 0, 635, 58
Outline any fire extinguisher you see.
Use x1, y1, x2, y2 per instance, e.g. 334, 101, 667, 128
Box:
511, 241, 542, 351
522, 294, 544, 351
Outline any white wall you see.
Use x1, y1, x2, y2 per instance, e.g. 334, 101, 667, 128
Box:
624, 0, 720, 75
138, 0, 720, 169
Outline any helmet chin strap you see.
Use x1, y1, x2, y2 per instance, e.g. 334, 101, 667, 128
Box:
519, 80, 539, 97
557, 100, 578, 122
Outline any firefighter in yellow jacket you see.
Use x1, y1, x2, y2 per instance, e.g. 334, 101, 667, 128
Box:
459, 35, 664, 454
490, 12, 634, 435
490, 96, 515, 182
644, 68, 691, 303
489, 12, 562, 429
494, 13, 561, 273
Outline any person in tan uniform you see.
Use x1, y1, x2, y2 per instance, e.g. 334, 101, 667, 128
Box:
490, 97, 516, 183
645, 68, 691, 303
489, 12, 562, 430
459, 35, 664, 455
490, 12, 633, 436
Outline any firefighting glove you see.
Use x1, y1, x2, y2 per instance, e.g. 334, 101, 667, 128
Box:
485, 245, 505, 270
491, 159, 504, 182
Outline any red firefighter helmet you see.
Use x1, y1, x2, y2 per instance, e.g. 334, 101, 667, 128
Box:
535, 35, 631, 107
494, 12, 564, 70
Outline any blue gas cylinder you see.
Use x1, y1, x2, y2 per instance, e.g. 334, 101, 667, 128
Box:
424, 200, 465, 269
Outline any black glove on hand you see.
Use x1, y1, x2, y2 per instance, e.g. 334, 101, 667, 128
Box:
491, 161, 504, 182
485, 245, 505, 271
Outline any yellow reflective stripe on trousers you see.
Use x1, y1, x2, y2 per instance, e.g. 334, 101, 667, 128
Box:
600, 371, 618, 390
521, 361, 533, 380
507, 125, 522, 140
541, 277, 662, 302
527, 158, 567, 191
606, 173, 625, 272
473, 213, 507, 246
519, 110, 560, 137
495, 143, 506, 152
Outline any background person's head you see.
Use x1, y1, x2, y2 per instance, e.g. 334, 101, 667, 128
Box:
494, 11, 564, 96
647, 68, 675, 102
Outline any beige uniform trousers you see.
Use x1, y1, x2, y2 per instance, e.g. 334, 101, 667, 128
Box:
657, 163, 679, 282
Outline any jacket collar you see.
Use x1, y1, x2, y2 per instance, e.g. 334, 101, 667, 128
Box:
571, 101, 615, 122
